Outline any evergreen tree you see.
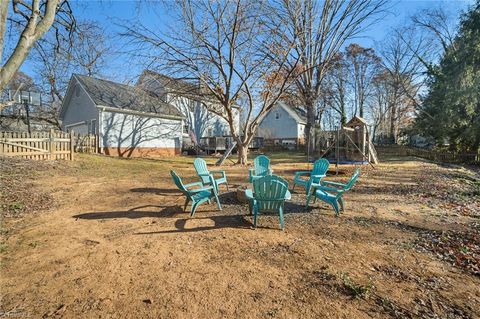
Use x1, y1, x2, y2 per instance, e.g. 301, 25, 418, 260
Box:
415, 1, 480, 152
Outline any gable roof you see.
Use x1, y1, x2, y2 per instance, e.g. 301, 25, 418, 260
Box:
346, 116, 368, 127
277, 102, 307, 124
70, 74, 183, 118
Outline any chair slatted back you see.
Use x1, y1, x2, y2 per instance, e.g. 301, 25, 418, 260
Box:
194, 158, 210, 184
170, 170, 188, 195
345, 168, 361, 190
311, 158, 330, 183
254, 155, 271, 177
253, 175, 288, 212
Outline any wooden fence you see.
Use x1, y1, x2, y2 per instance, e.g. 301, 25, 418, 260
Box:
406, 147, 479, 165
0, 130, 99, 160
73, 134, 98, 154
376, 145, 480, 165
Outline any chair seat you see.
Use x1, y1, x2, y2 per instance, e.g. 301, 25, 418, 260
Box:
191, 190, 212, 201
293, 176, 309, 186
246, 189, 292, 200
215, 176, 227, 184
315, 188, 336, 200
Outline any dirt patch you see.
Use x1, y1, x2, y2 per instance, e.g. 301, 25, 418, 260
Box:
0, 156, 60, 217
0, 154, 479, 318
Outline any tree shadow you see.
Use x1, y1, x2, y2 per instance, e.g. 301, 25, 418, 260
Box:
135, 214, 253, 234
72, 204, 183, 220
130, 187, 180, 195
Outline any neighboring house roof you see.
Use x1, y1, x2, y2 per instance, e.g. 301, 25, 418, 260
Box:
138, 70, 240, 109
74, 74, 183, 118
139, 70, 199, 96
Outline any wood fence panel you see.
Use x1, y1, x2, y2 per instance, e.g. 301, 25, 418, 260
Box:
0, 130, 99, 160
377, 145, 480, 165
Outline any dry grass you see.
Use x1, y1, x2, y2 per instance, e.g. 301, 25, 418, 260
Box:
0, 152, 479, 318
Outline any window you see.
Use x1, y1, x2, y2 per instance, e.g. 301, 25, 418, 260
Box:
275, 112, 280, 120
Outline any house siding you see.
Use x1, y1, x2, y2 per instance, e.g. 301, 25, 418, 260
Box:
138, 72, 237, 140
258, 105, 299, 139
100, 111, 182, 157
61, 78, 99, 134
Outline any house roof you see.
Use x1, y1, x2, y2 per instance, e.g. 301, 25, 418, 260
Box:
277, 102, 307, 124
74, 74, 183, 118
138, 70, 240, 109
139, 70, 200, 96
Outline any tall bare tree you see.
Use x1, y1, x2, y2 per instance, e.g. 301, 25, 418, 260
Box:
345, 43, 381, 118
122, 0, 299, 164
0, 0, 75, 97
280, 0, 388, 156
378, 28, 423, 143
31, 21, 110, 128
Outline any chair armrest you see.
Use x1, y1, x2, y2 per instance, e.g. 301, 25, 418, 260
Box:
321, 180, 347, 188
188, 186, 214, 193
315, 185, 344, 193
210, 170, 226, 178
311, 174, 326, 179
294, 171, 310, 178
245, 189, 254, 200
268, 168, 273, 175
184, 181, 204, 188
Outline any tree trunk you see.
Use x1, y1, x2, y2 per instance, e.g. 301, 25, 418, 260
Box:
305, 99, 315, 158
0, 2, 9, 63
0, 0, 61, 91
237, 142, 248, 165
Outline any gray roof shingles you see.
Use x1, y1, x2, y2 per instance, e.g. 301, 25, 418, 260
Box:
75, 74, 183, 118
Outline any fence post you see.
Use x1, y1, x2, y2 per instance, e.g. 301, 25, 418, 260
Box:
70, 131, 74, 161
49, 129, 55, 160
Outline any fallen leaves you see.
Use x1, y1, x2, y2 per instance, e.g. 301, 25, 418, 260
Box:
414, 226, 480, 276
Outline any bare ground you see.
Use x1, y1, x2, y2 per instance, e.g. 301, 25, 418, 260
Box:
0, 153, 479, 319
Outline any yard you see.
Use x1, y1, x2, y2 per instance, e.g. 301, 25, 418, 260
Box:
1, 152, 479, 318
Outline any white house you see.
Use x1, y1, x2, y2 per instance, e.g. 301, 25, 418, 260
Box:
257, 101, 307, 148
59, 74, 184, 157
137, 70, 240, 143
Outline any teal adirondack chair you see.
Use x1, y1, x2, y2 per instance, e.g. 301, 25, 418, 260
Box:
292, 158, 329, 195
306, 168, 361, 216
170, 170, 222, 217
249, 155, 273, 183
193, 158, 229, 192
245, 175, 291, 230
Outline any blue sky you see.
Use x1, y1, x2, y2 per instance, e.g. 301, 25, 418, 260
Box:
18, 0, 476, 83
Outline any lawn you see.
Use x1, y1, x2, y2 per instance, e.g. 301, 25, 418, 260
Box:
0, 152, 479, 318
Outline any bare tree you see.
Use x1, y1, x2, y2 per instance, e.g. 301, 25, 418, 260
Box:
345, 43, 381, 118
324, 53, 349, 126
31, 21, 110, 128
378, 28, 423, 143
280, 0, 388, 157
0, 0, 75, 98
122, 0, 299, 164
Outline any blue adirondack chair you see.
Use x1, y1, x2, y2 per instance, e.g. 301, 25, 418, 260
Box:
306, 168, 361, 216
292, 158, 329, 194
170, 170, 222, 217
193, 158, 229, 192
249, 155, 273, 183
245, 175, 291, 230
